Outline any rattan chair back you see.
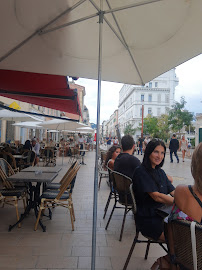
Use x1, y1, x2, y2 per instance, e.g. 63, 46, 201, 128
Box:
165, 219, 202, 270
0, 158, 15, 189
56, 161, 80, 200
113, 171, 132, 205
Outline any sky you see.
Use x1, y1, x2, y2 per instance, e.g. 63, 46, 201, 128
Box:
77, 54, 202, 124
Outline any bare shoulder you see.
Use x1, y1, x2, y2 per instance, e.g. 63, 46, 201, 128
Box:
174, 185, 189, 203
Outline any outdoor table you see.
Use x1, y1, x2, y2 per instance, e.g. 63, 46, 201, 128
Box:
22, 166, 62, 173
13, 154, 26, 159
7, 171, 58, 232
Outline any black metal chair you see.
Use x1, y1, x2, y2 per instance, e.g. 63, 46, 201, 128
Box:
103, 166, 118, 219
165, 219, 202, 270
123, 183, 168, 270
105, 171, 134, 241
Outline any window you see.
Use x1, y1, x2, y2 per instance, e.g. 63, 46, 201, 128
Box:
165, 94, 169, 103
148, 94, 152, 102
155, 82, 158, 87
149, 82, 152, 88
148, 108, 152, 116
141, 94, 144, 102
158, 94, 161, 103
157, 108, 161, 116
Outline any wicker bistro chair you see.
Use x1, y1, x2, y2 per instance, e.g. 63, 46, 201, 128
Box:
18, 150, 36, 170
45, 161, 77, 191
0, 160, 27, 227
98, 151, 108, 189
34, 161, 80, 231
0, 151, 19, 172
122, 183, 168, 270
103, 166, 118, 219
165, 219, 202, 270
105, 171, 134, 241
42, 147, 56, 167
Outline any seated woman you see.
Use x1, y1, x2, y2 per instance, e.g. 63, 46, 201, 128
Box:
104, 145, 121, 170
169, 142, 202, 224
133, 139, 175, 241
23, 140, 32, 151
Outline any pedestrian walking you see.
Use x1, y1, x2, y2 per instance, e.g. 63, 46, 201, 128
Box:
180, 135, 188, 162
169, 134, 179, 163
137, 137, 144, 155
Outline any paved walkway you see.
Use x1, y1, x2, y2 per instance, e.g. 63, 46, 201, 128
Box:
0, 150, 194, 270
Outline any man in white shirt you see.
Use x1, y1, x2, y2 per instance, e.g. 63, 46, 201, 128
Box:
32, 138, 40, 164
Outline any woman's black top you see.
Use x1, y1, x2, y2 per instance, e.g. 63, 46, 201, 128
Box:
133, 165, 175, 218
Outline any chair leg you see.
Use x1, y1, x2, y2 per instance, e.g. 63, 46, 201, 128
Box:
119, 205, 128, 241
69, 206, 75, 231
123, 231, 140, 270
144, 240, 151, 259
103, 191, 112, 219
98, 174, 102, 189
34, 201, 44, 231
14, 197, 21, 228
105, 201, 116, 230
71, 202, 75, 221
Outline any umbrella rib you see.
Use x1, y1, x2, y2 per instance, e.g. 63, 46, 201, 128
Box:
105, 0, 144, 84
40, 13, 99, 35
89, 0, 144, 84
0, 0, 86, 63
104, 0, 165, 14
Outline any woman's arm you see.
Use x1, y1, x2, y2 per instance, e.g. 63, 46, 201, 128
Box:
167, 174, 173, 183
148, 192, 174, 205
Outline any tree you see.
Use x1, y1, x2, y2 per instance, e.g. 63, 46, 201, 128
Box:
168, 97, 193, 133
143, 115, 159, 137
124, 123, 136, 136
157, 114, 170, 141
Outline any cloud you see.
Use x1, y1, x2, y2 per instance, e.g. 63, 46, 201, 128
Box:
77, 78, 123, 123
175, 54, 202, 113
78, 54, 202, 124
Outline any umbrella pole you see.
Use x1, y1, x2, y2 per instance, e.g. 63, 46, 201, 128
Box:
91, 4, 103, 270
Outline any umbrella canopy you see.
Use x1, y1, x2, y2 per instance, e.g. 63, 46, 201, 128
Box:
12, 121, 43, 129
40, 119, 86, 131
76, 126, 94, 133
0, 0, 202, 85
0, 109, 42, 121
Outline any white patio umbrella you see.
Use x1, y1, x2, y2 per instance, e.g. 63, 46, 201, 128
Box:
76, 127, 94, 133
12, 121, 43, 129
0, 109, 42, 122
40, 119, 86, 131
1, 1, 202, 268
40, 119, 86, 165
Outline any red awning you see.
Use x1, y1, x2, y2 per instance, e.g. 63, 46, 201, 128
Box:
0, 70, 82, 117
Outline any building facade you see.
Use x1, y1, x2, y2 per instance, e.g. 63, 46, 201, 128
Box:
118, 69, 179, 138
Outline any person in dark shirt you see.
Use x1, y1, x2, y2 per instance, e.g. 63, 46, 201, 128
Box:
114, 135, 140, 179
133, 139, 175, 241
169, 134, 179, 163
137, 137, 144, 155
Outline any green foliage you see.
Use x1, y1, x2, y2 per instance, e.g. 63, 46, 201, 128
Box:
124, 123, 136, 136
143, 115, 158, 137
168, 97, 193, 133
142, 114, 170, 140
157, 114, 170, 141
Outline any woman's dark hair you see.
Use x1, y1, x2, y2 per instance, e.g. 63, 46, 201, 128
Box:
142, 138, 166, 170
104, 145, 120, 167
23, 140, 32, 150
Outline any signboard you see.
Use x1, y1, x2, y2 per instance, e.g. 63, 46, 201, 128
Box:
9, 101, 21, 110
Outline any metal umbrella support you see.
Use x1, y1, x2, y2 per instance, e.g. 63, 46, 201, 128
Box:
91, 2, 103, 269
